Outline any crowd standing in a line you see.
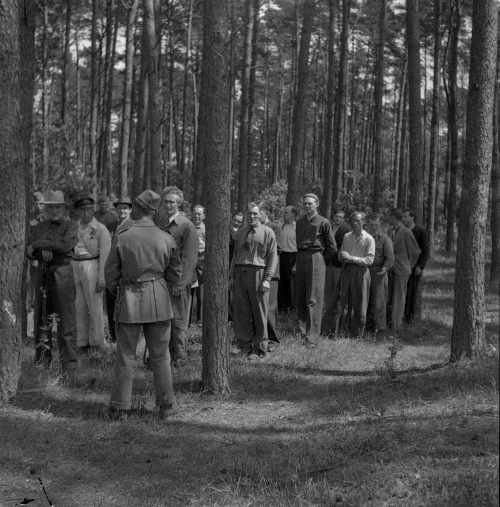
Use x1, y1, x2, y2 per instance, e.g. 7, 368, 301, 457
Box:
27, 188, 427, 418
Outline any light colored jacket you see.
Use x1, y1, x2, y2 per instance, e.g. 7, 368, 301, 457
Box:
390, 225, 421, 276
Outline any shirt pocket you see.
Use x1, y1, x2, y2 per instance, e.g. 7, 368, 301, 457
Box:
255, 238, 267, 258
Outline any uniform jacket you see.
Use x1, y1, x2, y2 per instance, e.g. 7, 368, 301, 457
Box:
390, 225, 421, 276
157, 213, 199, 291
105, 217, 182, 323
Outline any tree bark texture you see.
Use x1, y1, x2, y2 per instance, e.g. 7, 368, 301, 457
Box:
451, 0, 498, 361
406, 0, 424, 218
0, 0, 25, 402
286, 0, 316, 207
199, 0, 231, 394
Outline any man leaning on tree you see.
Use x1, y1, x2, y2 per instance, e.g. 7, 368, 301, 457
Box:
295, 193, 336, 346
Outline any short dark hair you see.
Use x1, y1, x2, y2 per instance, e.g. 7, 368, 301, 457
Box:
247, 202, 261, 212
403, 208, 416, 220
233, 211, 244, 219
367, 212, 381, 222
287, 205, 297, 216
259, 201, 273, 213
391, 208, 404, 221
351, 211, 366, 222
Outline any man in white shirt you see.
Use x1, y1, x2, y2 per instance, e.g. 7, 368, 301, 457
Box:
338, 211, 375, 336
72, 197, 112, 350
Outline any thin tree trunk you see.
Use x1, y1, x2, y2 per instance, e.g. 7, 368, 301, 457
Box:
406, 0, 424, 217
90, 0, 99, 194
119, 0, 139, 198
427, 0, 442, 254
451, 0, 498, 360
41, 2, 50, 189
393, 59, 407, 205
373, 0, 386, 211
199, 0, 231, 395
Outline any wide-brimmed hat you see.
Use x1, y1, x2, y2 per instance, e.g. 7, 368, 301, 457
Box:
42, 190, 67, 205
74, 197, 95, 209
114, 196, 133, 208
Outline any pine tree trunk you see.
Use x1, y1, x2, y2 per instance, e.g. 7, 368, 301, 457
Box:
451, 0, 498, 361
406, 0, 424, 217
199, 0, 231, 395
90, 0, 99, 194
427, 0, 442, 254
373, 0, 386, 212
0, 0, 25, 402
286, 0, 316, 206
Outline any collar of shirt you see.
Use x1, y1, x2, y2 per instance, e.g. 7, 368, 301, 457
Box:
79, 217, 99, 231
306, 212, 318, 222
168, 212, 181, 224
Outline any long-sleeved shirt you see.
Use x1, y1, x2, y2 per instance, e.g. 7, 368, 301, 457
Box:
339, 230, 375, 267
74, 217, 112, 283
281, 222, 297, 253
370, 230, 394, 271
296, 213, 337, 260
28, 219, 78, 264
229, 222, 277, 283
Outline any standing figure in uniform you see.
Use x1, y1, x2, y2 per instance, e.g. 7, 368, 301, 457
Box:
230, 202, 277, 360
105, 190, 182, 419
27, 190, 79, 384
72, 197, 112, 351
295, 193, 336, 346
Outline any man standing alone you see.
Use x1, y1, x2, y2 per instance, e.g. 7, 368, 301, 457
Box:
295, 193, 336, 346
105, 190, 182, 419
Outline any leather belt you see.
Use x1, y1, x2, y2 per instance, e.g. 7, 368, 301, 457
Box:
120, 274, 164, 286
73, 256, 99, 261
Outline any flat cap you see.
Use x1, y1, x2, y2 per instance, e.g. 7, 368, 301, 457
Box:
303, 193, 319, 202
74, 197, 95, 209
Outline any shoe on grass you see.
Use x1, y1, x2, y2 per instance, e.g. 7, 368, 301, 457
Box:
104, 406, 130, 421
159, 403, 180, 419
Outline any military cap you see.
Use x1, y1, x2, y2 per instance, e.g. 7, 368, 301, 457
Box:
114, 196, 133, 208
74, 196, 95, 209
135, 190, 161, 211
303, 193, 319, 202
42, 190, 67, 205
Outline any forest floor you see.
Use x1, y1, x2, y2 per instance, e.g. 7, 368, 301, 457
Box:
0, 250, 499, 507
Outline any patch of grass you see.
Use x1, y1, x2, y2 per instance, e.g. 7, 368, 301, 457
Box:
1, 250, 499, 506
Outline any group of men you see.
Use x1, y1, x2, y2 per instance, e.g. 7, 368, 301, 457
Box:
28, 187, 428, 419
28, 187, 204, 418
228, 194, 429, 359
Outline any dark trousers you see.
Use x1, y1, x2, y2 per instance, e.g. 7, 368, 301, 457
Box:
170, 286, 191, 361
278, 252, 297, 310
404, 270, 423, 323
295, 251, 325, 344
340, 264, 371, 336
233, 265, 269, 354
367, 268, 388, 332
387, 271, 410, 331
34, 262, 78, 366
105, 288, 116, 341
321, 264, 342, 334
267, 279, 280, 343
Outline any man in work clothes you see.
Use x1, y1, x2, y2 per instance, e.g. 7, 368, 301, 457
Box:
402, 209, 430, 323
338, 211, 375, 337
259, 202, 282, 352
156, 186, 199, 366
387, 208, 421, 331
365, 213, 394, 336
322, 208, 351, 334
230, 202, 277, 360
295, 193, 337, 346
105, 190, 182, 419
72, 197, 112, 351
278, 205, 297, 313
27, 190, 79, 384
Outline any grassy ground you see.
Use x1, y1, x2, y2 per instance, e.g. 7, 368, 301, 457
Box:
1, 251, 498, 507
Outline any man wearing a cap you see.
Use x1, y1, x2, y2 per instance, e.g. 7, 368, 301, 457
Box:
73, 197, 112, 351
295, 193, 336, 346
105, 196, 134, 342
105, 190, 182, 419
27, 190, 79, 383
155, 186, 199, 366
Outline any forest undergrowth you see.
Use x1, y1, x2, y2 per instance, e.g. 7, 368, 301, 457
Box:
0, 250, 498, 506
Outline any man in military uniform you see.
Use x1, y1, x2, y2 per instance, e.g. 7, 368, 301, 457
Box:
105, 190, 182, 419
27, 190, 79, 384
